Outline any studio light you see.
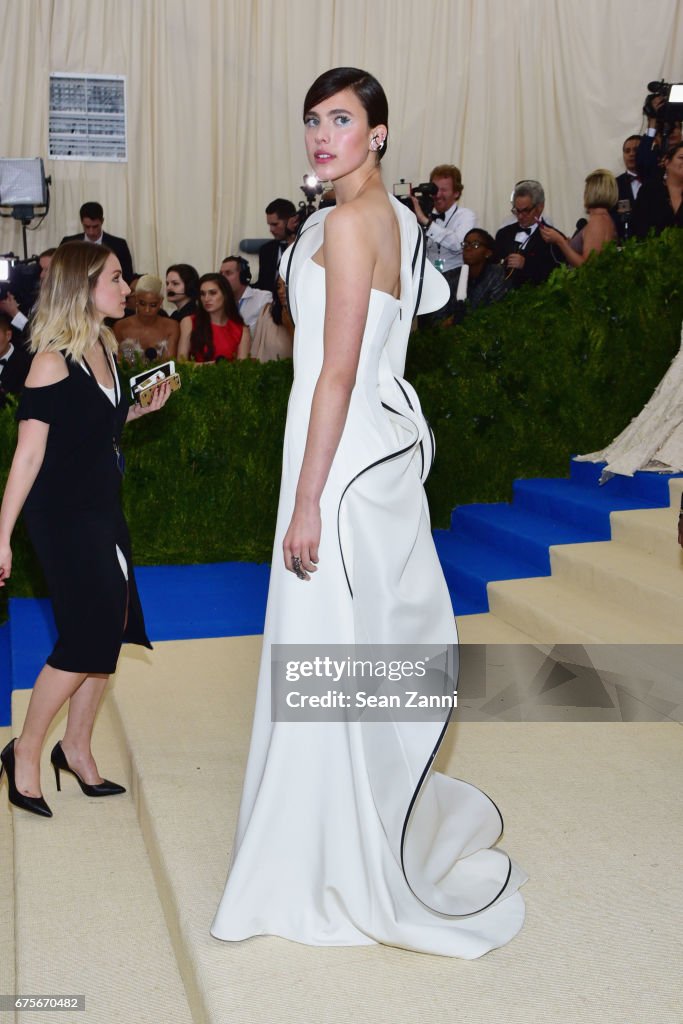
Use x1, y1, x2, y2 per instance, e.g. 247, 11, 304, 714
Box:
0, 157, 51, 259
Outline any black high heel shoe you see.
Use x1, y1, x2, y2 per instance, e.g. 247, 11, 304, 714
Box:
0, 739, 52, 817
50, 742, 126, 797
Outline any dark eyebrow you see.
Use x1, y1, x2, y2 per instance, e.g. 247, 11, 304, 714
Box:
305, 107, 354, 118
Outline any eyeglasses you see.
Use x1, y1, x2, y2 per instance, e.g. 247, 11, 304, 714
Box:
463, 241, 485, 249
512, 205, 536, 215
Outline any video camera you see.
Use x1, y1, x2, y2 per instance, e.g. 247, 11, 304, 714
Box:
393, 180, 438, 217
644, 80, 683, 124
0, 254, 40, 308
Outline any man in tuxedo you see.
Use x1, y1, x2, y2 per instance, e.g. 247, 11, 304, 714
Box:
60, 201, 134, 283
0, 312, 31, 401
410, 164, 476, 321
614, 135, 642, 239
254, 198, 298, 296
494, 180, 563, 288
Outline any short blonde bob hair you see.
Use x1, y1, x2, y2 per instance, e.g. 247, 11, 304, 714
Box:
31, 241, 118, 359
135, 274, 163, 295
584, 169, 618, 211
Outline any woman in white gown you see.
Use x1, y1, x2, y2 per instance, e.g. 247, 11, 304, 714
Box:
211, 67, 526, 958
577, 323, 683, 480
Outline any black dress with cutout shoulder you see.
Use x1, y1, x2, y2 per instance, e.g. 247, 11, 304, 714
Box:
16, 353, 151, 674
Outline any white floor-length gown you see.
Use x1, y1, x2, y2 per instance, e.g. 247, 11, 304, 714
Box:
211, 196, 526, 958
577, 323, 683, 479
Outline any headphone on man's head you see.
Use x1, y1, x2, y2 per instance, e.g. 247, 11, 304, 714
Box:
226, 256, 252, 286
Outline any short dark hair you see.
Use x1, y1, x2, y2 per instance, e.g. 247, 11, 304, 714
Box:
303, 67, 389, 160
265, 198, 297, 220
622, 134, 641, 147
464, 228, 496, 252
165, 263, 200, 299
79, 201, 104, 221
0, 312, 13, 332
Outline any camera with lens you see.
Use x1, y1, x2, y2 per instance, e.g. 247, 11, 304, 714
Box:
643, 80, 683, 124
0, 254, 40, 308
393, 179, 438, 217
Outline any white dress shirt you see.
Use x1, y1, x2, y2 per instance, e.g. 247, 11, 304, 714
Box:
237, 286, 272, 330
425, 202, 477, 271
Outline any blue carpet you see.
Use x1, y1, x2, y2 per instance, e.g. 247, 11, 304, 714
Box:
1, 562, 271, 725
2, 458, 680, 724
437, 458, 681, 616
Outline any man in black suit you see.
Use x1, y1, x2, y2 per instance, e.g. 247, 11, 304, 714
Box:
614, 135, 642, 239
494, 180, 563, 288
0, 312, 31, 402
254, 198, 298, 296
60, 201, 134, 283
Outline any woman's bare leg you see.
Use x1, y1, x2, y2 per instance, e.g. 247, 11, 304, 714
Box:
60, 674, 109, 785
13, 666, 88, 797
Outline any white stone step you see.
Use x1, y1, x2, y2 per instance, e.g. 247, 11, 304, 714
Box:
455, 612, 539, 645
9, 690, 194, 1024
107, 636, 683, 1024
549, 542, 683, 635
610, 505, 682, 565
668, 476, 683, 509
488, 575, 681, 644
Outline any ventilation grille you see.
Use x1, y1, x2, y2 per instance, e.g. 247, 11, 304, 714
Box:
49, 74, 127, 162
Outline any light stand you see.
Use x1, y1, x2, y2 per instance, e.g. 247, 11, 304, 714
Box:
0, 158, 51, 259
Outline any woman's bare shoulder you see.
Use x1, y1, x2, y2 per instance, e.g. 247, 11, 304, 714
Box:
323, 191, 394, 253
25, 351, 68, 388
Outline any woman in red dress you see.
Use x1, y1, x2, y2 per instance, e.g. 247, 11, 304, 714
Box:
178, 273, 250, 363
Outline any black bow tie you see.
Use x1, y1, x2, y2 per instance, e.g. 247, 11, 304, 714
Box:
0, 356, 8, 366
432, 212, 445, 222
519, 227, 532, 235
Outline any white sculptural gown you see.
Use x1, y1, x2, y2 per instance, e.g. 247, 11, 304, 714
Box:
211, 196, 526, 958
577, 323, 683, 478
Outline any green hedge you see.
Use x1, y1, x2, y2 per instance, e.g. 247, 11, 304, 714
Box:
1, 227, 682, 620
407, 228, 683, 516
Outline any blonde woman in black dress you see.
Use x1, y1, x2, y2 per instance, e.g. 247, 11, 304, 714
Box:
0, 242, 169, 817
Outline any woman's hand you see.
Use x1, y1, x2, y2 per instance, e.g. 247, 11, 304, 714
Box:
0, 541, 11, 587
539, 223, 564, 247
126, 380, 172, 421
282, 499, 321, 581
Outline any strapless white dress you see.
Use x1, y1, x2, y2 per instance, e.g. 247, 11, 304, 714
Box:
211, 196, 526, 958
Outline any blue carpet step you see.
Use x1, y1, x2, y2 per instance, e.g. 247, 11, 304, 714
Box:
451, 503, 598, 575
433, 530, 540, 614
569, 458, 682, 503
513, 477, 666, 534
0, 562, 272, 725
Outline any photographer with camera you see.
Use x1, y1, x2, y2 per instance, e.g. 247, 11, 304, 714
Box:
409, 164, 476, 321
637, 83, 682, 182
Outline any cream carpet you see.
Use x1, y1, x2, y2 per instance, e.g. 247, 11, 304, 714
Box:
105, 636, 683, 1024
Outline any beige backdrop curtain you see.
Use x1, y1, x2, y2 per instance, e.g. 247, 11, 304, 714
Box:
1, 0, 682, 279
